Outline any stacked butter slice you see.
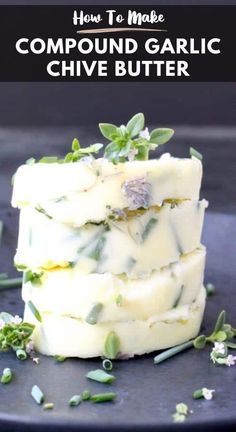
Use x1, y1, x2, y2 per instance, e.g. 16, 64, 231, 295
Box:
12, 153, 207, 358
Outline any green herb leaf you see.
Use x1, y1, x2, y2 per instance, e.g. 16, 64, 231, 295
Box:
99, 123, 117, 140
1, 368, 13, 384
141, 217, 157, 242
193, 389, 204, 399
0, 315, 35, 353
214, 310, 226, 333
149, 128, 174, 145
85, 303, 103, 325
31, 385, 44, 404
69, 395, 82, 407
23, 270, 43, 285
190, 147, 203, 161
104, 331, 120, 359
39, 156, 58, 163
90, 392, 117, 403
193, 335, 207, 349
86, 369, 115, 384
72, 138, 80, 151
27, 300, 42, 323
126, 113, 144, 137
81, 390, 91, 401
115, 294, 123, 307
54, 355, 66, 362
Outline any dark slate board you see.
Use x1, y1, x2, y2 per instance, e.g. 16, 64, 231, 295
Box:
0, 211, 236, 432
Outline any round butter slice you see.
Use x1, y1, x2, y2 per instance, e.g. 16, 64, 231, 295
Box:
12, 154, 202, 227
22, 247, 205, 322
24, 286, 206, 358
16, 200, 207, 277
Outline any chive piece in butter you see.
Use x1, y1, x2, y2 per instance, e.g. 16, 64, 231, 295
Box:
85, 303, 103, 325
90, 392, 117, 403
190, 146, 203, 161
104, 331, 120, 359
173, 285, 184, 308
28, 300, 42, 323
35, 205, 53, 220
115, 294, 123, 307
141, 217, 157, 242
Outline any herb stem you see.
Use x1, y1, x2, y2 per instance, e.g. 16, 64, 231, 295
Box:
154, 340, 194, 364
0, 277, 22, 290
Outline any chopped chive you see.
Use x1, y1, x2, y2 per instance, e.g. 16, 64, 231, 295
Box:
86, 369, 115, 384
91, 392, 117, 403
115, 294, 123, 307
193, 389, 204, 399
43, 402, 54, 410
190, 146, 203, 161
69, 395, 82, 407
173, 285, 184, 308
206, 283, 215, 297
35, 205, 52, 220
31, 385, 44, 404
54, 355, 66, 362
16, 349, 27, 360
104, 331, 120, 359
102, 359, 113, 371
26, 157, 36, 165
81, 390, 91, 401
85, 303, 103, 325
1, 368, 13, 384
39, 156, 58, 164
141, 217, 157, 242
0, 277, 22, 290
154, 340, 193, 364
28, 301, 42, 323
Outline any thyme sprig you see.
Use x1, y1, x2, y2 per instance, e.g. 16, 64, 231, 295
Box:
0, 312, 35, 357
99, 113, 174, 164
154, 310, 236, 365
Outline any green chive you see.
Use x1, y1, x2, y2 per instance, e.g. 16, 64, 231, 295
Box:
91, 392, 117, 403
31, 385, 44, 404
28, 301, 42, 323
0, 277, 22, 290
193, 335, 207, 349
39, 156, 58, 164
193, 389, 204, 399
115, 294, 123, 307
86, 369, 115, 384
35, 205, 52, 220
85, 303, 103, 325
141, 217, 157, 242
81, 390, 91, 401
206, 283, 215, 297
43, 403, 54, 410
16, 349, 27, 360
102, 359, 113, 371
154, 340, 193, 364
26, 157, 36, 165
69, 395, 82, 407
54, 355, 66, 362
214, 310, 226, 333
104, 331, 120, 360
1, 368, 13, 384
190, 147, 203, 161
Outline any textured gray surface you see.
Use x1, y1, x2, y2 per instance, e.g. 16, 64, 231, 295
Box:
0, 212, 236, 432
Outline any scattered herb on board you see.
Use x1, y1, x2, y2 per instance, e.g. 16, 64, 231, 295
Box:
86, 369, 115, 384
0, 312, 35, 358
69, 395, 82, 407
102, 359, 113, 371
172, 403, 189, 423
31, 385, 44, 404
154, 310, 236, 365
1, 367, 13, 384
189, 146, 203, 161
0, 275, 22, 290
193, 387, 215, 400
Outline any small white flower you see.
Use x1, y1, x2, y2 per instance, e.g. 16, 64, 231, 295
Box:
128, 148, 138, 161
0, 319, 5, 330
139, 127, 150, 140
212, 342, 226, 355
202, 388, 215, 400
32, 357, 40, 365
11, 315, 22, 325
225, 354, 236, 367
26, 341, 34, 354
